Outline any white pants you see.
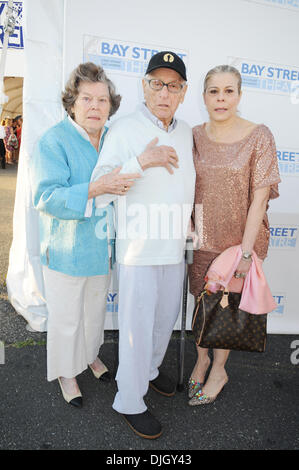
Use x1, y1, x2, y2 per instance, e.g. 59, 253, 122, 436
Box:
43, 266, 111, 381
112, 261, 185, 414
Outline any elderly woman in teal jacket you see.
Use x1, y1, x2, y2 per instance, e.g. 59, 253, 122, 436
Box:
31, 63, 140, 407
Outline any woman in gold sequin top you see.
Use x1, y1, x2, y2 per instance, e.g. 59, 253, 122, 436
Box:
188, 65, 281, 406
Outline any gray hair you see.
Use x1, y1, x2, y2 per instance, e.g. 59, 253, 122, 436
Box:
203, 65, 242, 94
62, 62, 121, 119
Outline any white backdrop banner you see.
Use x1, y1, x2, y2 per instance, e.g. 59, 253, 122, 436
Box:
6, 0, 299, 334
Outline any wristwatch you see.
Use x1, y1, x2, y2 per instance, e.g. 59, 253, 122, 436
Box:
242, 251, 252, 261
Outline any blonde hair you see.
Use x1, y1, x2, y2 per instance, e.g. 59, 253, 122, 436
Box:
204, 65, 242, 94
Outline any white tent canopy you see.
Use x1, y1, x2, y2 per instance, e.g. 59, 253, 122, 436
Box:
1, 76, 23, 119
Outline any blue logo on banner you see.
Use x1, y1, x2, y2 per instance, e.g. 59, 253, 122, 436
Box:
269, 226, 298, 248
84, 36, 187, 76
244, 0, 299, 10
0, 1, 23, 49
263, 0, 299, 9
107, 292, 118, 313
240, 62, 299, 94
272, 294, 286, 315
277, 149, 299, 176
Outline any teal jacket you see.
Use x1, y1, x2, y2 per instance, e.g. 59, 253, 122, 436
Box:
30, 117, 114, 277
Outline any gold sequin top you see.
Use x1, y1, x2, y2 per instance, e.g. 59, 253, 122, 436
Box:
192, 123, 281, 256
189, 124, 281, 295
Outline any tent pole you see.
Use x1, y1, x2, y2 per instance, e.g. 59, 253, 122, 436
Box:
0, 0, 16, 114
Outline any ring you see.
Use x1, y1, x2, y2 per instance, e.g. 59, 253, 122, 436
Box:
234, 272, 246, 279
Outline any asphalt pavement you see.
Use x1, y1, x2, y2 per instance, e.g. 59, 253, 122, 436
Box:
0, 164, 298, 452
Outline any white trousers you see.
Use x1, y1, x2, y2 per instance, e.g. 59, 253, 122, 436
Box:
43, 266, 111, 381
112, 261, 185, 414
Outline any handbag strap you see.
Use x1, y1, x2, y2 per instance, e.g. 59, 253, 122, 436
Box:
191, 290, 206, 331
192, 290, 207, 346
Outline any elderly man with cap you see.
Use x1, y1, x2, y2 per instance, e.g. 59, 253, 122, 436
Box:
86, 51, 195, 439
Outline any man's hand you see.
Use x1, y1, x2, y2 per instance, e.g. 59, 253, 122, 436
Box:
138, 137, 179, 174
88, 167, 141, 199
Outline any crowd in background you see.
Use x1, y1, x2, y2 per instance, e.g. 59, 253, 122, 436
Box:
0, 115, 22, 169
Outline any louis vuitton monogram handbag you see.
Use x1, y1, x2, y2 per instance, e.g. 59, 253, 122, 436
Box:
192, 289, 267, 353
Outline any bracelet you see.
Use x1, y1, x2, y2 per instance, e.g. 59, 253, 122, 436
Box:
241, 251, 252, 261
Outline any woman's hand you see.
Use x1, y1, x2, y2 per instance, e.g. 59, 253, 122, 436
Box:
234, 258, 252, 279
88, 167, 141, 198
138, 137, 179, 174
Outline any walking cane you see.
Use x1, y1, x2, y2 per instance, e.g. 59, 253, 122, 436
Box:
177, 237, 193, 391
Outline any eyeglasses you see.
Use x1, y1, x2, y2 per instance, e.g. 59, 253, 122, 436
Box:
145, 78, 185, 94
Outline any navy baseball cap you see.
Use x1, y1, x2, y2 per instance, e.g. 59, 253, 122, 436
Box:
145, 51, 187, 81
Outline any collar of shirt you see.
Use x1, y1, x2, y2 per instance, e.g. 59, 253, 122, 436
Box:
67, 115, 105, 152
140, 103, 177, 133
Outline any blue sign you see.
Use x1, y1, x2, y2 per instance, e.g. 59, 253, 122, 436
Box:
106, 292, 118, 313
277, 149, 299, 176
269, 226, 298, 248
241, 63, 299, 94
228, 57, 299, 96
0, 1, 23, 49
84, 35, 188, 77
244, 0, 299, 11
271, 294, 286, 315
